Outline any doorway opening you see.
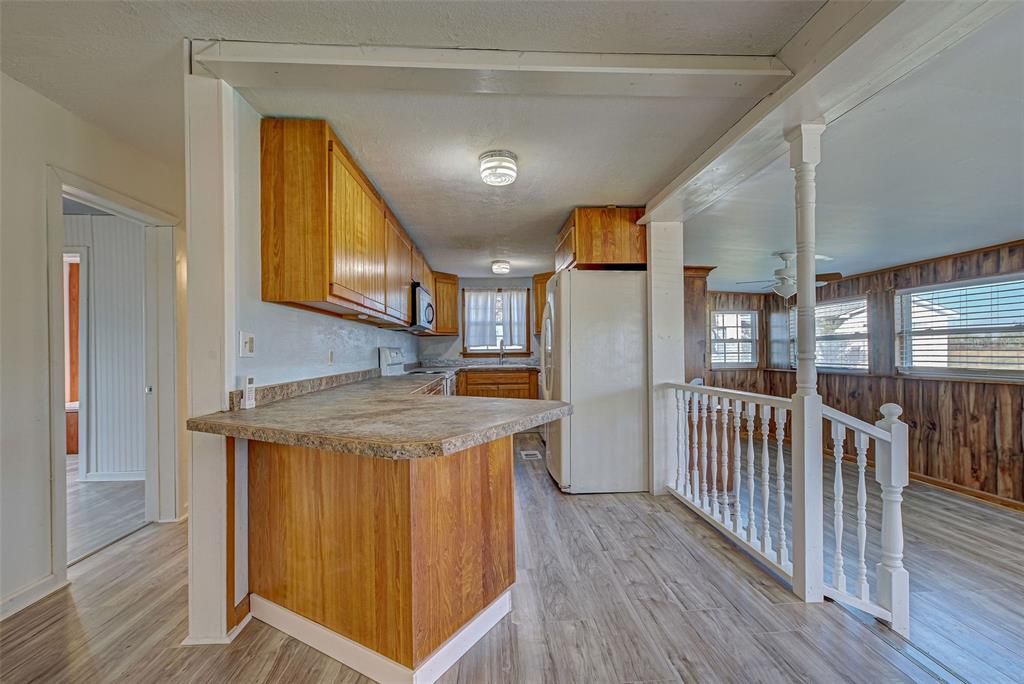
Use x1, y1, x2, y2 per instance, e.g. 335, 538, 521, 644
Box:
63, 197, 154, 563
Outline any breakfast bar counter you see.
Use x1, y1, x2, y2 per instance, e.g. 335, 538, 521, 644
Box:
186, 372, 570, 683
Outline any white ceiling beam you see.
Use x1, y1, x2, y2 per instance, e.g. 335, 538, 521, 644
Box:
192, 40, 791, 99
642, 0, 1013, 224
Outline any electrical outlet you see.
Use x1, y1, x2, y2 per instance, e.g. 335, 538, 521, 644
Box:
328, 349, 335, 365
239, 331, 256, 358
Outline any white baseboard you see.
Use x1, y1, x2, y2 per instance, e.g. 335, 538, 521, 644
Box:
0, 575, 70, 621
251, 590, 511, 684
82, 470, 145, 482
158, 512, 188, 523
180, 613, 252, 646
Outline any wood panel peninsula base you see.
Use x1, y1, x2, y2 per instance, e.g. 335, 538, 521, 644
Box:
248, 436, 516, 683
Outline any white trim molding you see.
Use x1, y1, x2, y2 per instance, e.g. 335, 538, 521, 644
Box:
0, 575, 70, 622
250, 591, 512, 684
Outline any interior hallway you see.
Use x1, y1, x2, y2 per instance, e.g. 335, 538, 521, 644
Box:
66, 454, 146, 563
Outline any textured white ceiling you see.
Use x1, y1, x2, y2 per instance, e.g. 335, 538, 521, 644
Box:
0, 0, 824, 167
687, 7, 1024, 292
240, 86, 766, 275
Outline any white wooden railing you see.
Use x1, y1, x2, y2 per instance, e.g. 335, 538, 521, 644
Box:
665, 383, 910, 637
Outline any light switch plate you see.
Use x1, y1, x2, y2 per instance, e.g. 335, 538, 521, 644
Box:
239, 331, 256, 357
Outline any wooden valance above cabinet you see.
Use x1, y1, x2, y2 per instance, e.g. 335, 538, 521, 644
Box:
261, 118, 441, 329
555, 206, 647, 272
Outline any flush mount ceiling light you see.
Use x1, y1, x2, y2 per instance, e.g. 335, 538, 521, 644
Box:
491, 260, 511, 275
479, 150, 518, 186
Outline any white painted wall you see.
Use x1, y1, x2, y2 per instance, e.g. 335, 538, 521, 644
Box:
64, 215, 148, 479
231, 91, 417, 388
418, 276, 540, 365
0, 73, 184, 616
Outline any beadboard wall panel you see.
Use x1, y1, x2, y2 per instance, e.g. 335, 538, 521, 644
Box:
703, 241, 1024, 503
64, 215, 147, 479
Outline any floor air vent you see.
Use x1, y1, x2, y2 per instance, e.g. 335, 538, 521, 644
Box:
519, 450, 542, 461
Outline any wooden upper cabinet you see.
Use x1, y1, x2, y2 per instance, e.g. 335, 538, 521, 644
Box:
262, 118, 421, 326
554, 213, 576, 273
532, 271, 554, 335
385, 215, 413, 323
432, 272, 459, 336
411, 247, 430, 295
554, 207, 646, 271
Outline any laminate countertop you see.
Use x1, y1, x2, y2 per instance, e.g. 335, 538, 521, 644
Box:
186, 375, 571, 459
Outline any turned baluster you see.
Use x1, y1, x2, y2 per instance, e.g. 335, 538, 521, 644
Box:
720, 398, 732, 528
699, 394, 709, 510
854, 431, 870, 601
776, 407, 789, 568
746, 402, 758, 546
689, 392, 700, 504
831, 422, 847, 592
760, 404, 773, 556
709, 397, 720, 519
732, 400, 743, 535
676, 390, 688, 494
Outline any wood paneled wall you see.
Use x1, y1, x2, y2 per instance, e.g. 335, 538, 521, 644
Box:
683, 267, 715, 383
706, 291, 768, 393
702, 241, 1024, 504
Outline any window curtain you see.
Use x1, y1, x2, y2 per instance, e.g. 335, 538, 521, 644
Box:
465, 289, 498, 349
506, 289, 528, 349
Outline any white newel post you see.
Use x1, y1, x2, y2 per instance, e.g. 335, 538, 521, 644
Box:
786, 123, 826, 603
875, 403, 911, 637
647, 220, 686, 496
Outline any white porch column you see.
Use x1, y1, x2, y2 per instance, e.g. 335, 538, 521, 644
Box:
785, 123, 825, 602
646, 220, 686, 495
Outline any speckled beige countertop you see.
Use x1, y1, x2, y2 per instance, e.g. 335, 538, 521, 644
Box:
186, 375, 571, 459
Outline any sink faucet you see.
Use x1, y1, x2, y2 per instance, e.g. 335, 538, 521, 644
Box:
498, 339, 506, 366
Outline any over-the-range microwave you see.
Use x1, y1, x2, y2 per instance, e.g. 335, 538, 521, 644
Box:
410, 282, 435, 332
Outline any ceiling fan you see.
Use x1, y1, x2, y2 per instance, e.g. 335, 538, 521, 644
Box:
736, 252, 842, 298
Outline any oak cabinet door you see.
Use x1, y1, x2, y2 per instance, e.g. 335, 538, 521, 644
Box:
432, 272, 459, 336
532, 272, 554, 335
330, 149, 364, 304
385, 218, 412, 323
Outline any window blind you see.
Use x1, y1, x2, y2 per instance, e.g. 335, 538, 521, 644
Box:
464, 288, 528, 351
788, 297, 869, 370
710, 311, 758, 368
895, 277, 1024, 377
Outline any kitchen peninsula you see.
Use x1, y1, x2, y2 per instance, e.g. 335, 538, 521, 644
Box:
186, 372, 570, 683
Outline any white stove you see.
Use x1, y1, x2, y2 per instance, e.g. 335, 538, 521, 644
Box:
378, 347, 456, 395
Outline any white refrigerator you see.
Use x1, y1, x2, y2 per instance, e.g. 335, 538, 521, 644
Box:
540, 270, 648, 493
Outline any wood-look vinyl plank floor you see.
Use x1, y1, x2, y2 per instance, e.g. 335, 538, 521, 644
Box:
680, 441, 1024, 682
4, 433, 1003, 683
66, 454, 146, 563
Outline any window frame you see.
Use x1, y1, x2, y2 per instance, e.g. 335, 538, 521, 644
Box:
894, 274, 1024, 382
460, 287, 533, 358
788, 296, 870, 372
709, 310, 760, 370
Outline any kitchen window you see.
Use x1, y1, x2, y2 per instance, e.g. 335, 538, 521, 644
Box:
788, 297, 870, 371
710, 311, 759, 368
895, 276, 1024, 379
462, 288, 531, 355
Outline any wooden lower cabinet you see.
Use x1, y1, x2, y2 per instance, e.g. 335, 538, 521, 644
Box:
457, 368, 539, 399
248, 437, 515, 668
